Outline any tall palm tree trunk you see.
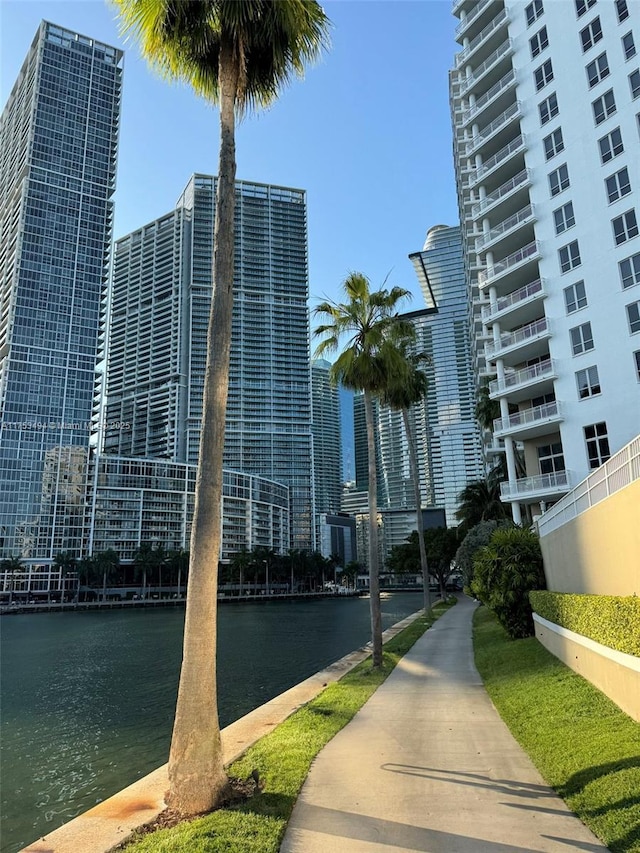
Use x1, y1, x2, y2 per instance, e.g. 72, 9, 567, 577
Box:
167, 41, 238, 814
364, 391, 383, 667
402, 408, 431, 615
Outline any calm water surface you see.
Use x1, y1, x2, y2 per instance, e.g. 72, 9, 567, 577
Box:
0, 593, 421, 852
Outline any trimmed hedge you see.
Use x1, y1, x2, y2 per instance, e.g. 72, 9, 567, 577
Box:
530, 591, 640, 657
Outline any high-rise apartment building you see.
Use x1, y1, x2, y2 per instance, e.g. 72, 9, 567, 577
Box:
451, 0, 640, 521
311, 359, 342, 515
104, 175, 315, 549
0, 22, 122, 562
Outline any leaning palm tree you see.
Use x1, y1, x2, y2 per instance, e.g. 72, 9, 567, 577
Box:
314, 272, 413, 667
113, 0, 330, 816
379, 340, 432, 615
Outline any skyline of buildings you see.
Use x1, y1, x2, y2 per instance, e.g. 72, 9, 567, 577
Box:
451, 0, 640, 522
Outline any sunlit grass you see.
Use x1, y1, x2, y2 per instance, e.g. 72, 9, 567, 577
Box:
473, 606, 640, 853
121, 600, 454, 852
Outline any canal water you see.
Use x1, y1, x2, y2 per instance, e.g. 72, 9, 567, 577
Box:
0, 592, 421, 853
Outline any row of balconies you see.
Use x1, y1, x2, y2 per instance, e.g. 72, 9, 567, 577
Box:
460, 68, 517, 127
454, 8, 508, 70
464, 100, 521, 157
456, 39, 513, 97
475, 203, 534, 253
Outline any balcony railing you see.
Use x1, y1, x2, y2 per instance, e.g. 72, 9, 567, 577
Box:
493, 399, 561, 435
455, 0, 494, 37
478, 239, 540, 288
472, 134, 526, 185
475, 204, 534, 252
501, 471, 570, 500
489, 358, 554, 395
465, 101, 521, 156
462, 69, 517, 125
458, 40, 513, 96
482, 278, 544, 322
455, 9, 509, 69
485, 316, 549, 359
472, 168, 531, 218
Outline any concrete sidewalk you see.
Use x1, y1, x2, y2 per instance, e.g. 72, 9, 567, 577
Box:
280, 596, 608, 853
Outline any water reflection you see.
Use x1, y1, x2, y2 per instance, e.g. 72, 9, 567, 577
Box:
0, 593, 421, 852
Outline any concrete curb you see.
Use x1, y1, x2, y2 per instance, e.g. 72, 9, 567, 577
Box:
21, 609, 425, 853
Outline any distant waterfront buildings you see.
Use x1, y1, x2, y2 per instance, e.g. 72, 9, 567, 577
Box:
0, 22, 122, 563
451, 0, 640, 520
103, 174, 315, 550
311, 358, 342, 516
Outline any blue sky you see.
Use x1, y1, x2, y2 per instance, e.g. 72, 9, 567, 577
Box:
1, 0, 461, 312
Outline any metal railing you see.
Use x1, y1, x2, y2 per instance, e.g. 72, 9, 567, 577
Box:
489, 357, 554, 395
455, 9, 509, 69
478, 239, 540, 287
537, 435, 640, 537
462, 69, 517, 125
485, 316, 549, 359
481, 278, 544, 322
473, 134, 526, 184
455, 0, 494, 37
465, 101, 521, 156
458, 40, 513, 95
472, 168, 531, 218
475, 203, 533, 251
493, 399, 561, 434
501, 470, 570, 499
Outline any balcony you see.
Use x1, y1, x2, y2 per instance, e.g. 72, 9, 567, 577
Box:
455, 9, 509, 69
489, 358, 556, 402
475, 204, 534, 253
455, 0, 494, 38
471, 168, 531, 219
471, 134, 526, 186
485, 316, 550, 363
482, 278, 546, 325
461, 69, 517, 127
478, 239, 541, 291
500, 471, 571, 503
493, 400, 563, 440
458, 40, 514, 97
465, 102, 522, 157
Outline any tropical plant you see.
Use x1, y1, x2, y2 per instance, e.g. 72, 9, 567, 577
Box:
314, 272, 413, 667
113, 0, 329, 815
423, 527, 460, 599
379, 339, 432, 614
455, 519, 506, 590
456, 478, 507, 534
93, 549, 120, 600
471, 526, 546, 639
475, 376, 500, 432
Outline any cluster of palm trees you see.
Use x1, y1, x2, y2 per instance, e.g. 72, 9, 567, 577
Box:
224, 547, 356, 594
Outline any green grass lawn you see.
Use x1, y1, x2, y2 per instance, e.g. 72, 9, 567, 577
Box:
120, 600, 454, 853
473, 606, 640, 853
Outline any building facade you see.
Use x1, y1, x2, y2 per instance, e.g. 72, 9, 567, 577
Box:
451, 0, 640, 520
104, 175, 314, 549
311, 359, 342, 516
0, 22, 122, 562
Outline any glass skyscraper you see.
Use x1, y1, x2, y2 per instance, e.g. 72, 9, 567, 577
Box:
104, 175, 315, 550
0, 22, 122, 562
311, 358, 342, 515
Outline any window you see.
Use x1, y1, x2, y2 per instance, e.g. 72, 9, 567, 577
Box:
586, 52, 610, 87
620, 252, 640, 288
564, 280, 587, 313
634, 350, 640, 380
526, 0, 544, 26
554, 201, 576, 234
627, 300, 640, 332
534, 59, 554, 91
616, 0, 629, 23
539, 92, 559, 125
531, 26, 549, 58
612, 209, 639, 245
580, 17, 603, 52
549, 163, 570, 196
622, 32, 636, 59
630, 69, 640, 98
559, 240, 581, 273
592, 89, 616, 124
605, 167, 631, 203
576, 0, 596, 17
576, 365, 601, 398
544, 127, 564, 160
584, 422, 610, 469
570, 321, 594, 354
537, 442, 565, 475
599, 127, 624, 163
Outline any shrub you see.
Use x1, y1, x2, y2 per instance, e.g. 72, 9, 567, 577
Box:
471, 527, 546, 639
455, 520, 509, 590
530, 591, 640, 656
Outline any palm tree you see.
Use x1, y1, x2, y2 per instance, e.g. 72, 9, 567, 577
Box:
314, 272, 413, 667
1, 556, 22, 604
456, 479, 507, 534
93, 549, 120, 601
379, 342, 432, 615
113, 0, 329, 815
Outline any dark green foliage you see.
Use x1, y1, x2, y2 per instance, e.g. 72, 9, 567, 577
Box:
471, 526, 545, 638
455, 479, 507, 534
455, 520, 505, 589
530, 591, 640, 656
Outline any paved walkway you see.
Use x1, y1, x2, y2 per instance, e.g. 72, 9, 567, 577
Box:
280, 596, 608, 853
